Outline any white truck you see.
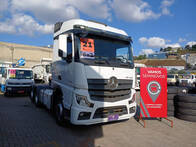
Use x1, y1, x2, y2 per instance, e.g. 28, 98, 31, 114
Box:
1, 67, 34, 96
30, 19, 136, 125
167, 74, 179, 86
0, 62, 11, 89
32, 63, 52, 83
178, 74, 196, 87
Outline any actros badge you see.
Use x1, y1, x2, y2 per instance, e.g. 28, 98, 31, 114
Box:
147, 81, 161, 102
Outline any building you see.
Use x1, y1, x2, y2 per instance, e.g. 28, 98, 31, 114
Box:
148, 52, 167, 59
0, 41, 52, 67
181, 54, 196, 66
135, 59, 186, 70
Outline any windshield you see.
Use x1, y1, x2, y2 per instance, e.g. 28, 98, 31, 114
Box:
167, 75, 175, 78
0, 67, 3, 74
76, 34, 134, 68
8, 69, 33, 79
45, 65, 51, 73
179, 75, 191, 79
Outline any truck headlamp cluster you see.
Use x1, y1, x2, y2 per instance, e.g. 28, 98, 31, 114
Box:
76, 94, 94, 108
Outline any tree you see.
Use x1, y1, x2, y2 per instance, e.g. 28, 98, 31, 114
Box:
134, 55, 146, 60
160, 48, 164, 52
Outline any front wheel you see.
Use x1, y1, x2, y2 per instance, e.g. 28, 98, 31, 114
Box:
29, 90, 34, 103
55, 103, 65, 126
34, 94, 41, 107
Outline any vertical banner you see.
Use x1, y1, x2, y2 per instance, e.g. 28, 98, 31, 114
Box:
140, 67, 167, 118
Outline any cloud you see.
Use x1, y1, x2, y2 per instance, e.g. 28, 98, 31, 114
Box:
0, 0, 9, 18
178, 38, 186, 43
186, 41, 196, 47
139, 36, 181, 49
68, 0, 111, 20
11, 0, 79, 24
111, 0, 160, 22
165, 43, 181, 48
0, 0, 8, 12
161, 0, 174, 15
11, 0, 111, 24
139, 37, 166, 48
139, 49, 155, 55
0, 13, 53, 35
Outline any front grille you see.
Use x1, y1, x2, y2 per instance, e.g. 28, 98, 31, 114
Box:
87, 79, 132, 102
93, 106, 128, 119
8, 82, 32, 85
181, 80, 188, 84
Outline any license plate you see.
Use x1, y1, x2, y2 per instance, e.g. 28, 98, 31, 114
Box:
108, 114, 119, 121
18, 90, 24, 93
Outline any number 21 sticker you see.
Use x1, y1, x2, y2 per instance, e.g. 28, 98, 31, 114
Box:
80, 38, 95, 53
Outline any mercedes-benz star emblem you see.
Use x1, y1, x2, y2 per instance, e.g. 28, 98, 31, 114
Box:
108, 76, 118, 89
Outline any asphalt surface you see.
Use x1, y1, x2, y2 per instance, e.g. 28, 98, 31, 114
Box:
0, 93, 196, 147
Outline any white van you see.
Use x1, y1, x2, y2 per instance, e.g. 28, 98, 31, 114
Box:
1, 68, 34, 96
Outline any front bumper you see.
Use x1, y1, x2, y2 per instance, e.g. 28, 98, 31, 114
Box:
6, 86, 32, 94
70, 100, 136, 125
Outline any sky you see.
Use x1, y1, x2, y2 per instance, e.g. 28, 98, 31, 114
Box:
0, 0, 196, 56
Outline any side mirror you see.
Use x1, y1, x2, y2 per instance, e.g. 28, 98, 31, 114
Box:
58, 34, 68, 58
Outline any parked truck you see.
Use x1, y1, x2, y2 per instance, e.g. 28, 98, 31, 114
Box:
32, 64, 52, 84
30, 19, 136, 125
1, 67, 34, 96
167, 74, 179, 86
178, 74, 196, 87
0, 62, 11, 88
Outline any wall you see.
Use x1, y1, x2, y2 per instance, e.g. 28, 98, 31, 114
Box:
0, 42, 53, 68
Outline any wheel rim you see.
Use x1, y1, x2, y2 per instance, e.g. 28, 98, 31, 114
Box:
35, 96, 38, 104
56, 106, 61, 121
30, 91, 33, 98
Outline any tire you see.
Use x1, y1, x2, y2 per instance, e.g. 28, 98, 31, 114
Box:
168, 105, 175, 111
34, 94, 41, 107
167, 111, 174, 116
176, 102, 196, 110
29, 90, 34, 103
167, 86, 178, 94
177, 94, 196, 103
4, 91, 9, 97
176, 108, 196, 116
188, 87, 196, 94
167, 94, 177, 100
55, 103, 64, 126
177, 87, 188, 94
175, 113, 196, 122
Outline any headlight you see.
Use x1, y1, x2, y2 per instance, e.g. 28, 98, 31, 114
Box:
129, 93, 136, 104
7, 87, 12, 90
76, 94, 94, 108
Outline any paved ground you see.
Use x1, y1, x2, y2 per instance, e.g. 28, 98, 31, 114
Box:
0, 93, 196, 147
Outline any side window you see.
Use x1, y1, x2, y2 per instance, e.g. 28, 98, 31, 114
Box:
116, 47, 128, 59
3, 69, 7, 78
67, 36, 72, 60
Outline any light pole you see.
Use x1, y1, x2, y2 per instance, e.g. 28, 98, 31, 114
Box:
10, 46, 14, 64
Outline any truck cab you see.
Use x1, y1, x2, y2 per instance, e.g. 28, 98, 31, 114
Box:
32, 63, 51, 83
32, 19, 136, 125
1, 68, 34, 96
178, 74, 196, 87
167, 74, 179, 86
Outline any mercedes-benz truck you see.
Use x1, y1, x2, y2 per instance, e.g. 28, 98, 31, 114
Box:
30, 19, 136, 125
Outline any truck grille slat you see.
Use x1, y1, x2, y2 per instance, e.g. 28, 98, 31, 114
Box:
87, 79, 132, 102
